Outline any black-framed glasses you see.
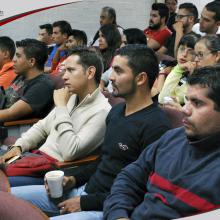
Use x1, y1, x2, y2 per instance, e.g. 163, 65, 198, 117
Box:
175, 14, 192, 20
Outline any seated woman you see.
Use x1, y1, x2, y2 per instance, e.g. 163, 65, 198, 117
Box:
98, 23, 121, 72
158, 34, 200, 105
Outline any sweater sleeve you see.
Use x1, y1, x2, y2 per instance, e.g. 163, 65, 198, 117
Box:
103, 140, 159, 220
158, 64, 184, 104
14, 109, 55, 152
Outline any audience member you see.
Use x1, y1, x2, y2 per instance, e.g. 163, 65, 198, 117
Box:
158, 34, 199, 105
0, 46, 111, 187
45, 20, 72, 73
158, 3, 198, 58
195, 35, 220, 68
38, 23, 54, 55
51, 29, 87, 74
98, 23, 121, 71
104, 65, 220, 220
144, 3, 172, 51
90, 6, 123, 46
0, 36, 16, 89
192, 1, 220, 35
100, 28, 147, 92
165, 0, 177, 31
12, 44, 171, 220
0, 39, 54, 122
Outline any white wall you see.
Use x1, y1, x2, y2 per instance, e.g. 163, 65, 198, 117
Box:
0, 0, 154, 42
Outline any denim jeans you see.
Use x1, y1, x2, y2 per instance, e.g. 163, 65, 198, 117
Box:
9, 176, 44, 187
11, 184, 103, 220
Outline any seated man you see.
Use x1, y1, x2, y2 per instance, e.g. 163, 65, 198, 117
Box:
144, 3, 172, 51
51, 29, 87, 74
0, 38, 54, 122
12, 45, 171, 219
104, 65, 220, 220
1, 47, 111, 186
0, 36, 17, 89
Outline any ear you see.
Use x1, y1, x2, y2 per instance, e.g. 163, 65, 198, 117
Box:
216, 51, 220, 63
28, 57, 36, 67
136, 72, 148, 86
86, 66, 96, 80
63, 33, 69, 41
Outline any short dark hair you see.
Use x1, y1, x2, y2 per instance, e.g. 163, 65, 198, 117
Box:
179, 3, 198, 22
152, 3, 169, 23
178, 33, 200, 49
188, 65, 220, 111
205, 1, 220, 22
39, 23, 53, 35
52, 20, 72, 36
71, 29, 87, 45
102, 6, 117, 25
123, 28, 147, 45
0, 36, 15, 60
67, 46, 104, 85
115, 44, 159, 89
16, 39, 48, 70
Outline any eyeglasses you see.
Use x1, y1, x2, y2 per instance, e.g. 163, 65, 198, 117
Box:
175, 14, 192, 20
195, 51, 215, 60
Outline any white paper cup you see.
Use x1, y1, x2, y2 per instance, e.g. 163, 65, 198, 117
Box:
45, 170, 64, 198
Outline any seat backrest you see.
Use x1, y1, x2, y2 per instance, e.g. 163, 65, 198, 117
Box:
161, 106, 184, 128
0, 191, 49, 220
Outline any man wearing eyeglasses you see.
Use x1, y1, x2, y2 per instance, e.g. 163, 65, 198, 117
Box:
158, 3, 198, 58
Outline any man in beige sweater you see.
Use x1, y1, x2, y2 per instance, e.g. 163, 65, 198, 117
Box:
1, 47, 111, 186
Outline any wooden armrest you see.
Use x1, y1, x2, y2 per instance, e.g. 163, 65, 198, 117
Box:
56, 155, 98, 168
0, 170, 10, 192
4, 118, 40, 127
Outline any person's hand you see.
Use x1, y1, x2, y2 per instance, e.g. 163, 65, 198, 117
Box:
163, 100, 183, 111
0, 157, 5, 170
179, 61, 196, 73
173, 21, 184, 34
53, 87, 71, 107
58, 196, 81, 214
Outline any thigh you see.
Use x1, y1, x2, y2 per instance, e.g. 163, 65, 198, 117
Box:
51, 211, 103, 220
9, 176, 44, 187
11, 185, 60, 215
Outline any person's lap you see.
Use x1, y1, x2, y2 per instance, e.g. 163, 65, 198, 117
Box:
9, 176, 44, 187
11, 184, 103, 219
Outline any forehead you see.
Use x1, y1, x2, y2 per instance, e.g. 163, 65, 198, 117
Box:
65, 54, 81, 66
16, 47, 25, 55
178, 8, 189, 15
53, 27, 61, 33
39, 29, 47, 34
150, 10, 160, 16
100, 10, 110, 18
165, 0, 176, 4
112, 55, 130, 68
201, 8, 215, 21
187, 84, 210, 100
68, 35, 75, 40
195, 41, 208, 51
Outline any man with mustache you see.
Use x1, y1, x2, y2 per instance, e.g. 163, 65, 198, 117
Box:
11, 45, 171, 220
104, 65, 220, 220
144, 3, 172, 51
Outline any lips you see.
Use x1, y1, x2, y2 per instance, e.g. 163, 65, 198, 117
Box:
179, 58, 187, 64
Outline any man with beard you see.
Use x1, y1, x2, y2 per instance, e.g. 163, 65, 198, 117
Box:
144, 3, 172, 51
104, 65, 220, 220
158, 3, 199, 58
11, 45, 171, 220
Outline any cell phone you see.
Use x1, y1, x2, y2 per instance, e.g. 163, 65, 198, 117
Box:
6, 155, 21, 164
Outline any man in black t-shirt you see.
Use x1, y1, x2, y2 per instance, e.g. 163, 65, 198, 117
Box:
0, 39, 54, 122
12, 45, 171, 220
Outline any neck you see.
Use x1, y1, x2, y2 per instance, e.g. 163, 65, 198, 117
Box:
24, 68, 42, 80
124, 90, 153, 116
77, 83, 98, 104
207, 26, 218, 35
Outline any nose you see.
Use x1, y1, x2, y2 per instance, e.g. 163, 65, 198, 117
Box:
182, 102, 191, 116
109, 69, 115, 82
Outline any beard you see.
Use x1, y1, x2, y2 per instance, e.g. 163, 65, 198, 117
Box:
149, 22, 161, 30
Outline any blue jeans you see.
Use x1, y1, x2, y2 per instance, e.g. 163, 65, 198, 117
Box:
11, 185, 103, 220
9, 176, 44, 187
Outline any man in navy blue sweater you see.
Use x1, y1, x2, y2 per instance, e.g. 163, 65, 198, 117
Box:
11, 45, 171, 220
104, 65, 220, 220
